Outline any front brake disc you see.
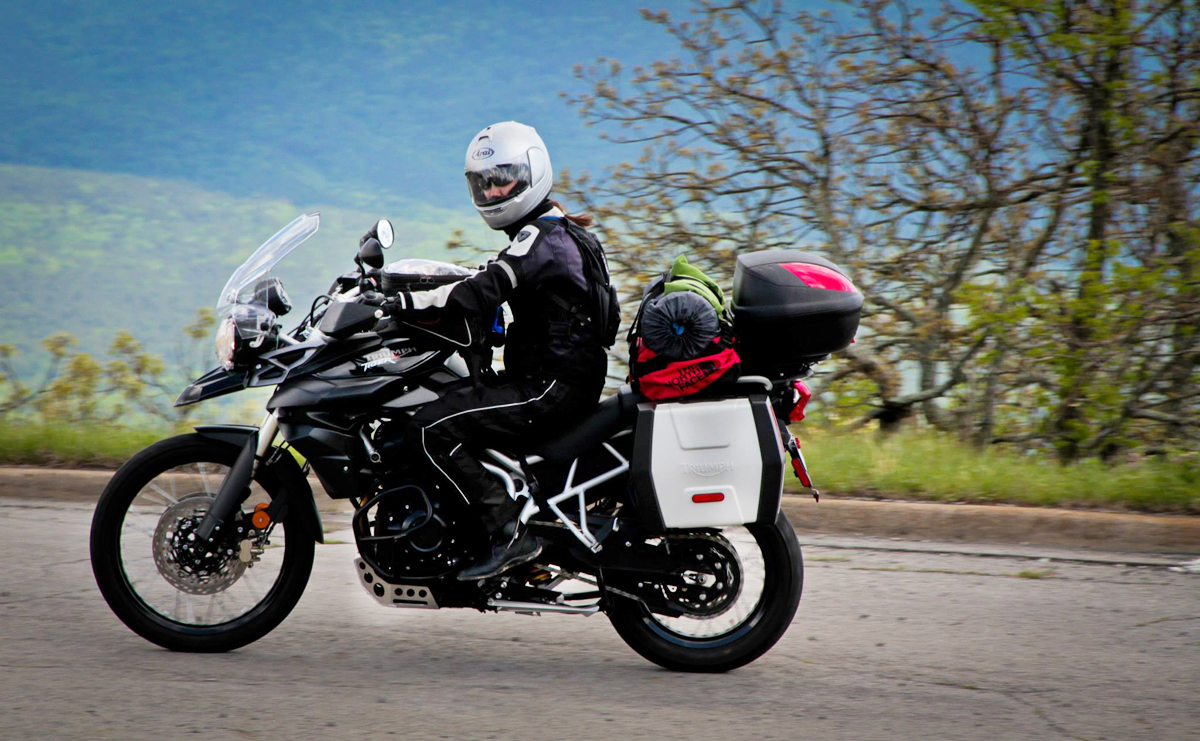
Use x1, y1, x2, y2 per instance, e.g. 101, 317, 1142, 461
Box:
151, 493, 248, 595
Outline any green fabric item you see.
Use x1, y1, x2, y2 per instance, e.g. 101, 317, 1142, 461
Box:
663, 254, 723, 311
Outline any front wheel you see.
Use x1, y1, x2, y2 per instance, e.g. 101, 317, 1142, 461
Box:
606, 512, 802, 672
90, 434, 315, 652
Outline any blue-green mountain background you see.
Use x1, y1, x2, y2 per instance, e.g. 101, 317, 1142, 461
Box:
0, 0, 694, 379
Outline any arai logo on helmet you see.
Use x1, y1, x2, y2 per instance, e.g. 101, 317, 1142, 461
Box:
471, 147, 495, 160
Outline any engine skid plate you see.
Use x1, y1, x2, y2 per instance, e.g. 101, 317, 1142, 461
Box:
354, 557, 439, 609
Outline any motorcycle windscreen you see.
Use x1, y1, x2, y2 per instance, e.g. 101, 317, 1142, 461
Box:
217, 213, 320, 313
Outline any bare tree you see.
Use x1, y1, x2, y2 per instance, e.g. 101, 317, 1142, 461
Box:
966, 0, 1200, 458
563, 0, 1200, 458
564, 0, 1059, 430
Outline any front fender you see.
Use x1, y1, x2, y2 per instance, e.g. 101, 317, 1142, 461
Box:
194, 425, 324, 543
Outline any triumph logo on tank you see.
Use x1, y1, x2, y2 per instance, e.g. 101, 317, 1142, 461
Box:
358, 347, 416, 370
680, 461, 734, 477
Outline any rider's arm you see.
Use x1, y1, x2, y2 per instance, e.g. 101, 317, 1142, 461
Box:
388, 223, 553, 320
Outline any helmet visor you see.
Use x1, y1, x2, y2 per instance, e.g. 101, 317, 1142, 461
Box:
466, 154, 532, 208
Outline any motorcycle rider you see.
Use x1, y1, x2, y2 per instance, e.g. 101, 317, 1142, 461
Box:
379, 121, 618, 581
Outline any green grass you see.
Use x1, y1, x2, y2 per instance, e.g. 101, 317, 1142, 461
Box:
2, 422, 1197, 513
0, 423, 170, 468
790, 428, 1200, 514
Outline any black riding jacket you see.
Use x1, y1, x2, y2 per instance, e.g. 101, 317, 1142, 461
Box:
390, 201, 616, 389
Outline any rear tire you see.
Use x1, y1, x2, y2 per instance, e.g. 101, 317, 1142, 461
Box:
607, 511, 802, 672
90, 434, 315, 652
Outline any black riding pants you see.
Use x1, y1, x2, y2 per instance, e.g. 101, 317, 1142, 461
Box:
410, 376, 598, 534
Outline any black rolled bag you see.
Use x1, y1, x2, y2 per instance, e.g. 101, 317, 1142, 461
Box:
627, 256, 741, 400
639, 291, 720, 359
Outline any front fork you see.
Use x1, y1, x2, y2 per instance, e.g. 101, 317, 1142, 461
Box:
255, 411, 280, 459
194, 412, 280, 541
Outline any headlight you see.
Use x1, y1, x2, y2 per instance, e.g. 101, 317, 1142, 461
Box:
215, 317, 237, 369
216, 304, 277, 369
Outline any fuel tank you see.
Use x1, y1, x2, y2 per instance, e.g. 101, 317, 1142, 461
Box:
267, 338, 446, 410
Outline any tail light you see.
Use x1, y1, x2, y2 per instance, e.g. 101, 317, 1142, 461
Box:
779, 263, 857, 293
788, 380, 812, 423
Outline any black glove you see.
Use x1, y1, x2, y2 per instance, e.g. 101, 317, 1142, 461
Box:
381, 293, 410, 317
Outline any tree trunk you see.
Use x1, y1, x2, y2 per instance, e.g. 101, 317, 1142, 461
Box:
1053, 2, 1123, 462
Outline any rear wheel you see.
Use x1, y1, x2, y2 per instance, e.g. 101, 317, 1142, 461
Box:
606, 512, 802, 672
90, 434, 315, 652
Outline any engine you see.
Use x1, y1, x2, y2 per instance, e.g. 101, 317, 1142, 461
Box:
352, 484, 473, 580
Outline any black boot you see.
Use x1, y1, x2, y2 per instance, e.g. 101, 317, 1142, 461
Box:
457, 520, 542, 581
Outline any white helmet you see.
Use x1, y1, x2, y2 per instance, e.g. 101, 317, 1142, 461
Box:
464, 121, 553, 230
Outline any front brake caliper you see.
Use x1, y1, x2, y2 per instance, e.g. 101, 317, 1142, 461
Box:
237, 516, 269, 565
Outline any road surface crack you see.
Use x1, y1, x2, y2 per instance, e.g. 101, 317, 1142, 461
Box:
1006, 693, 1088, 741
1132, 615, 1200, 628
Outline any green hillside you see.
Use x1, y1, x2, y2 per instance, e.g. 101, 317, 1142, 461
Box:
0, 164, 505, 375
0, 1, 687, 380
0, 1, 674, 211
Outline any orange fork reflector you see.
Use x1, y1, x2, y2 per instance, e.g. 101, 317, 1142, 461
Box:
252, 502, 271, 529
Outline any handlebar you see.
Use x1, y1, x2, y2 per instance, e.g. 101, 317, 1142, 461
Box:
359, 291, 387, 307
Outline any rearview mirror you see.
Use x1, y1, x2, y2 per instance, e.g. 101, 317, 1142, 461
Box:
358, 238, 385, 269
376, 219, 394, 249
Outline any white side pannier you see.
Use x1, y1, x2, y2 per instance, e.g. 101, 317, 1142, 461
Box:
630, 396, 785, 531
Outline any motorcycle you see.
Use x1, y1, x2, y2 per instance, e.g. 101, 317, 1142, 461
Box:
90, 213, 861, 672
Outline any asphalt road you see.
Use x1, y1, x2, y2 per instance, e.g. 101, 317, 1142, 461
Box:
2, 496, 1197, 741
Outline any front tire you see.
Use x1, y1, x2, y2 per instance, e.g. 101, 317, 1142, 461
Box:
90, 434, 315, 652
607, 512, 802, 672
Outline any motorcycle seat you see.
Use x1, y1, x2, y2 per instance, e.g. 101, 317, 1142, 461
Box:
531, 384, 645, 463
